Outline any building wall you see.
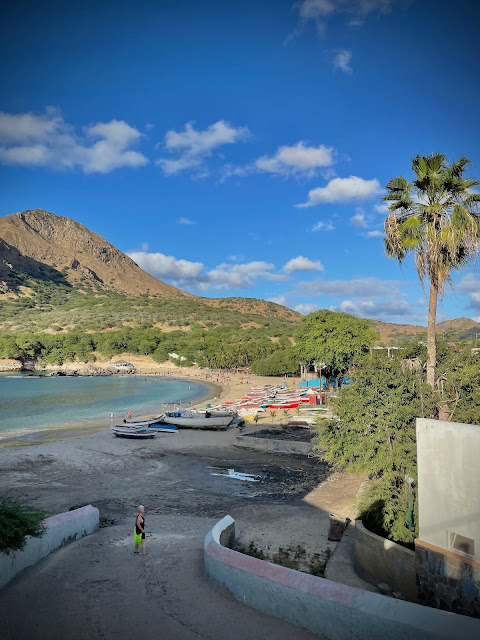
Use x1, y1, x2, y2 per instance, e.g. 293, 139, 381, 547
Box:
416, 418, 480, 560
416, 418, 480, 618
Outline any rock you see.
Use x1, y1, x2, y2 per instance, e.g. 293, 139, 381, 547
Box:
377, 583, 393, 596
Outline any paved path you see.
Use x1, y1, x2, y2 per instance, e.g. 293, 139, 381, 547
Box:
0, 515, 321, 640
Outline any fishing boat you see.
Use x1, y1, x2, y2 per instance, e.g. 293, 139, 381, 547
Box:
119, 418, 178, 433
147, 422, 178, 433
163, 410, 233, 429
111, 424, 157, 439
267, 402, 299, 409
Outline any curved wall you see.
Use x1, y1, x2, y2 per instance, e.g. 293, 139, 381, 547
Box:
354, 520, 417, 601
0, 504, 99, 589
205, 515, 480, 640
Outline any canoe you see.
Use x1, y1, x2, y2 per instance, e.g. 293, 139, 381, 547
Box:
267, 403, 299, 409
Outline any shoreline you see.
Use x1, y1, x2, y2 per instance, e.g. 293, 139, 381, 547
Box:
0, 375, 221, 448
0, 367, 294, 448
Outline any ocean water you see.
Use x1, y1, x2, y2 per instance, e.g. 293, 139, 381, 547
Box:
0, 373, 208, 439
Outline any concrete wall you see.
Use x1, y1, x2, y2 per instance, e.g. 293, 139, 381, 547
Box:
354, 520, 417, 601
205, 515, 480, 640
235, 434, 313, 455
416, 418, 480, 559
0, 504, 99, 589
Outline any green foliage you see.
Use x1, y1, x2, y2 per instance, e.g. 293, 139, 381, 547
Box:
251, 349, 298, 375
0, 497, 46, 554
314, 354, 431, 542
294, 310, 378, 378
435, 343, 480, 424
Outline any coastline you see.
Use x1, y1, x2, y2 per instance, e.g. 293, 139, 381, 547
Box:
0, 364, 294, 448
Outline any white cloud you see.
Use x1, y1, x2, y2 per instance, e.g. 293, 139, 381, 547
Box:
283, 256, 324, 273
374, 203, 389, 214
291, 1, 397, 37
312, 220, 335, 231
294, 303, 321, 315
0, 109, 148, 173
156, 120, 250, 175
295, 276, 405, 298
333, 298, 425, 323
128, 251, 282, 292
128, 251, 204, 281
255, 142, 334, 177
296, 176, 382, 207
366, 230, 383, 237
178, 217, 196, 225
268, 295, 289, 306
140, 242, 149, 251
333, 49, 352, 73
350, 212, 367, 228
457, 274, 480, 310
227, 254, 245, 262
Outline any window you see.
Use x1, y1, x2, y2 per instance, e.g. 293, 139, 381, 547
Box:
448, 531, 474, 557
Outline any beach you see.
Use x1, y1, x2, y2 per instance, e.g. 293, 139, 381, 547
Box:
0, 354, 301, 446
0, 365, 363, 640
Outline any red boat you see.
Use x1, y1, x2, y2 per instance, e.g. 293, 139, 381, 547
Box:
267, 402, 299, 409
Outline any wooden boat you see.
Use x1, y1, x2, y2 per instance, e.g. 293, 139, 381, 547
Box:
164, 410, 233, 429
119, 418, 178, 433
267, 402, 299, 409
111, 424, 156, 439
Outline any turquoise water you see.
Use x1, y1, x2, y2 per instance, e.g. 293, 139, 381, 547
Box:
0, 373, 208, 439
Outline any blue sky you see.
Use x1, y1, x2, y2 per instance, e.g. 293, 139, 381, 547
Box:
1, 0, 480, 324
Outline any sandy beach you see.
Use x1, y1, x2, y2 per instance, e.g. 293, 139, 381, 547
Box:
0, 354, 302, 446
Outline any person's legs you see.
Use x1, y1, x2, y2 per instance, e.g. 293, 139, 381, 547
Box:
142, 537, 146, 555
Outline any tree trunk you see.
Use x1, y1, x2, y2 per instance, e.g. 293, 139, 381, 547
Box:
426, 280, 438, 388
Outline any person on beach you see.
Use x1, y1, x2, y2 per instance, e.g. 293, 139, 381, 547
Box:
134, 505, 146, 555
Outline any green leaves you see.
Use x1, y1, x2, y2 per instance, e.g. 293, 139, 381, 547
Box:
313, 354, 429, 542
0, 497, 46, 554
293, 310, 377, 378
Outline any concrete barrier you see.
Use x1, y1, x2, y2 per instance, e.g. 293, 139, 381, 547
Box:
0, 504, 99, 589
355, 520, 417, 601
235, 434, 313, 455
205, 515, 480, 640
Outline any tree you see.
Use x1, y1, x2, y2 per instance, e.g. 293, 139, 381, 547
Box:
251, 349, 298, 376
314, 354, 431, 542
384, 153, 480, 388
0, 497, 46, 553
294, 310, 377, 382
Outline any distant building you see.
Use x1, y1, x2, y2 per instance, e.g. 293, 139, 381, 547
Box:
108, 361, 136, 373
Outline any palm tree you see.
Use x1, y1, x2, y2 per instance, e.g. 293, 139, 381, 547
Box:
384, 153, 480, 388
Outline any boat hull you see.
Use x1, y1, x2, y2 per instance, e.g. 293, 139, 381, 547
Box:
164, 412, 232, 429
113, 432, 156, 439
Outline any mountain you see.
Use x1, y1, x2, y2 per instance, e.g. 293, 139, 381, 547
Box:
0, 209, 300, 327
0, 209, 191, 298
370, 317, 480, 345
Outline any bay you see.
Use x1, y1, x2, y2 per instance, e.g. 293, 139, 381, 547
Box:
0, 373, 209, 438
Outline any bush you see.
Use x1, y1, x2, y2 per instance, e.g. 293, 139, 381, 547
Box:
0, 497, 46, 554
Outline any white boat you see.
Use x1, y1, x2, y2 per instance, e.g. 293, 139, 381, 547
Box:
111, 424, 156, 439
190, 408, 236, 418
164, 410, 233, 429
